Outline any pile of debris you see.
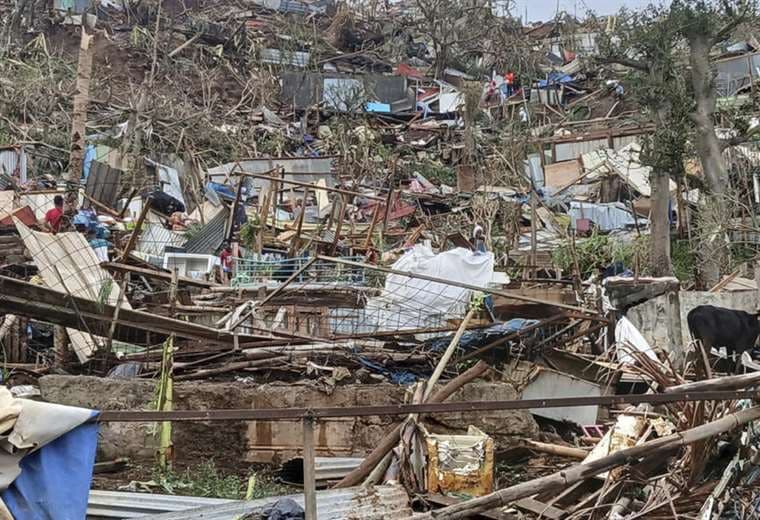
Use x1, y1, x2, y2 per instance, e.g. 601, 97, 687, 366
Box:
0, 0, 759, 519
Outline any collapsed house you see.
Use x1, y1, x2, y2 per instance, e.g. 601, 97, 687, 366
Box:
0, 0, 758, 519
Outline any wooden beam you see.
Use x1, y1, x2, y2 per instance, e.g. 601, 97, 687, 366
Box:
118, 198, 152, 262
239, 172, 386, 202
101, 262, 218, 289
0, 276, 264, 345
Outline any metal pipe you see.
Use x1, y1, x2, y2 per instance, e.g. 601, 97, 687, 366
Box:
96, 389, 760, 422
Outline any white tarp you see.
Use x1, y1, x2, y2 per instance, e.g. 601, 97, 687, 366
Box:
614, 316, 658, 364
15, 220, 131, 362
363, 245, 494, 332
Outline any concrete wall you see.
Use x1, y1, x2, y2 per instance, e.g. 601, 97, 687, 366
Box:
39, 376, 538, 466
627, 290, 757, 356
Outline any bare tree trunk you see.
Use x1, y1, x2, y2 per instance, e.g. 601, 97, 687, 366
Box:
649, 166, 672, 276
688, 34, 729, 287
649, 109, 673, 277
66, 28, 95, 218
689, 35, 727, 194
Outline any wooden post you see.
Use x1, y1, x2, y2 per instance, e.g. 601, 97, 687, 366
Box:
289, 190, 307, 258
118, 198, 152, 262
105, 273, 130, 359
330, 196, 345, 256
362, 203, 381, 251
66, 27, 95, 220
168, 268, 179, 318
256, 190, 271, 255
303, 415, 317, 520
227, 174, 245, 244
530, 190, 538, 280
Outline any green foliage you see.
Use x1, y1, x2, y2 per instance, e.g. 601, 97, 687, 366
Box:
153, 461, 291, 500
671, 239, 697, 283
183, 223, 204, 242
552, 232, 648, 278
410, 160, 456, 186
239, 219, 260, 251
96, 279, 114, 312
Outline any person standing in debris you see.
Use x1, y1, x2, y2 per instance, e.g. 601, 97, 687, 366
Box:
472, 224, 486, 253
219, 242, 233, 284
505, 71, 516, 98
43, 195, 65, 233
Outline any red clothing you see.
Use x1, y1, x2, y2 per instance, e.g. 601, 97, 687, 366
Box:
45, 207, 63, 232
220, 249, 232, 271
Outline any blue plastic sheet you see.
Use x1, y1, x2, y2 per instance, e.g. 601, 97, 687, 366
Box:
2, 410, 99, 520
357, 357, 418, 385
429, 318, 539, 352
537, 73, 573, 88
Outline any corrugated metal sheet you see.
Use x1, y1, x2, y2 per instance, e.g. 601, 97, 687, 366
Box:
87, 490, 232, 518
84, 161, 122, 210
0, 147, 27, 183
136, 224, 187, 257
184, 207, 229, 255
206, 157, 337, 191
117, 484, 410, 520
261, 48, 310, 67
555, 138, 608, 162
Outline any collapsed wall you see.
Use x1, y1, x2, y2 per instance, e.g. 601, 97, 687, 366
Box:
39, 376, 539, 466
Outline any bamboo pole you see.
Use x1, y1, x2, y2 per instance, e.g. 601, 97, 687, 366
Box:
523, 439, 589, 460
118, 198, 152, 262
663, 371, 760, 393
303, 416, 317, 520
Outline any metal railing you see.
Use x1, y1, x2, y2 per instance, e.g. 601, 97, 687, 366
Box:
232, 255, 367, 288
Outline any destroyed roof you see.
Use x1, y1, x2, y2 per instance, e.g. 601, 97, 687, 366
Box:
183, 206, 230, 255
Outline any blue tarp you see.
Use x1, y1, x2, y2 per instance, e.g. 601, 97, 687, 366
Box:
429, 318, 540, 352
537, 73, 573, 88
2, 410, 99, 520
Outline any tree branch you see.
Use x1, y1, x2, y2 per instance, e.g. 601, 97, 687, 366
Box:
596, 55, 650, 73
720, 124, 760, 150
712, 1, 750, 45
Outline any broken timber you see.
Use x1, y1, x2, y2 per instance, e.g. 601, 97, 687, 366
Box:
0, 275, 262, 345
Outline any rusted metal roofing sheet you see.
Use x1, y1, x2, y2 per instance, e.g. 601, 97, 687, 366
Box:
92, 484, 410, 520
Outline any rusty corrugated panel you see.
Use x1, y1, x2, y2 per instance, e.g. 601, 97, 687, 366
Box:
89, 484, 411, 520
